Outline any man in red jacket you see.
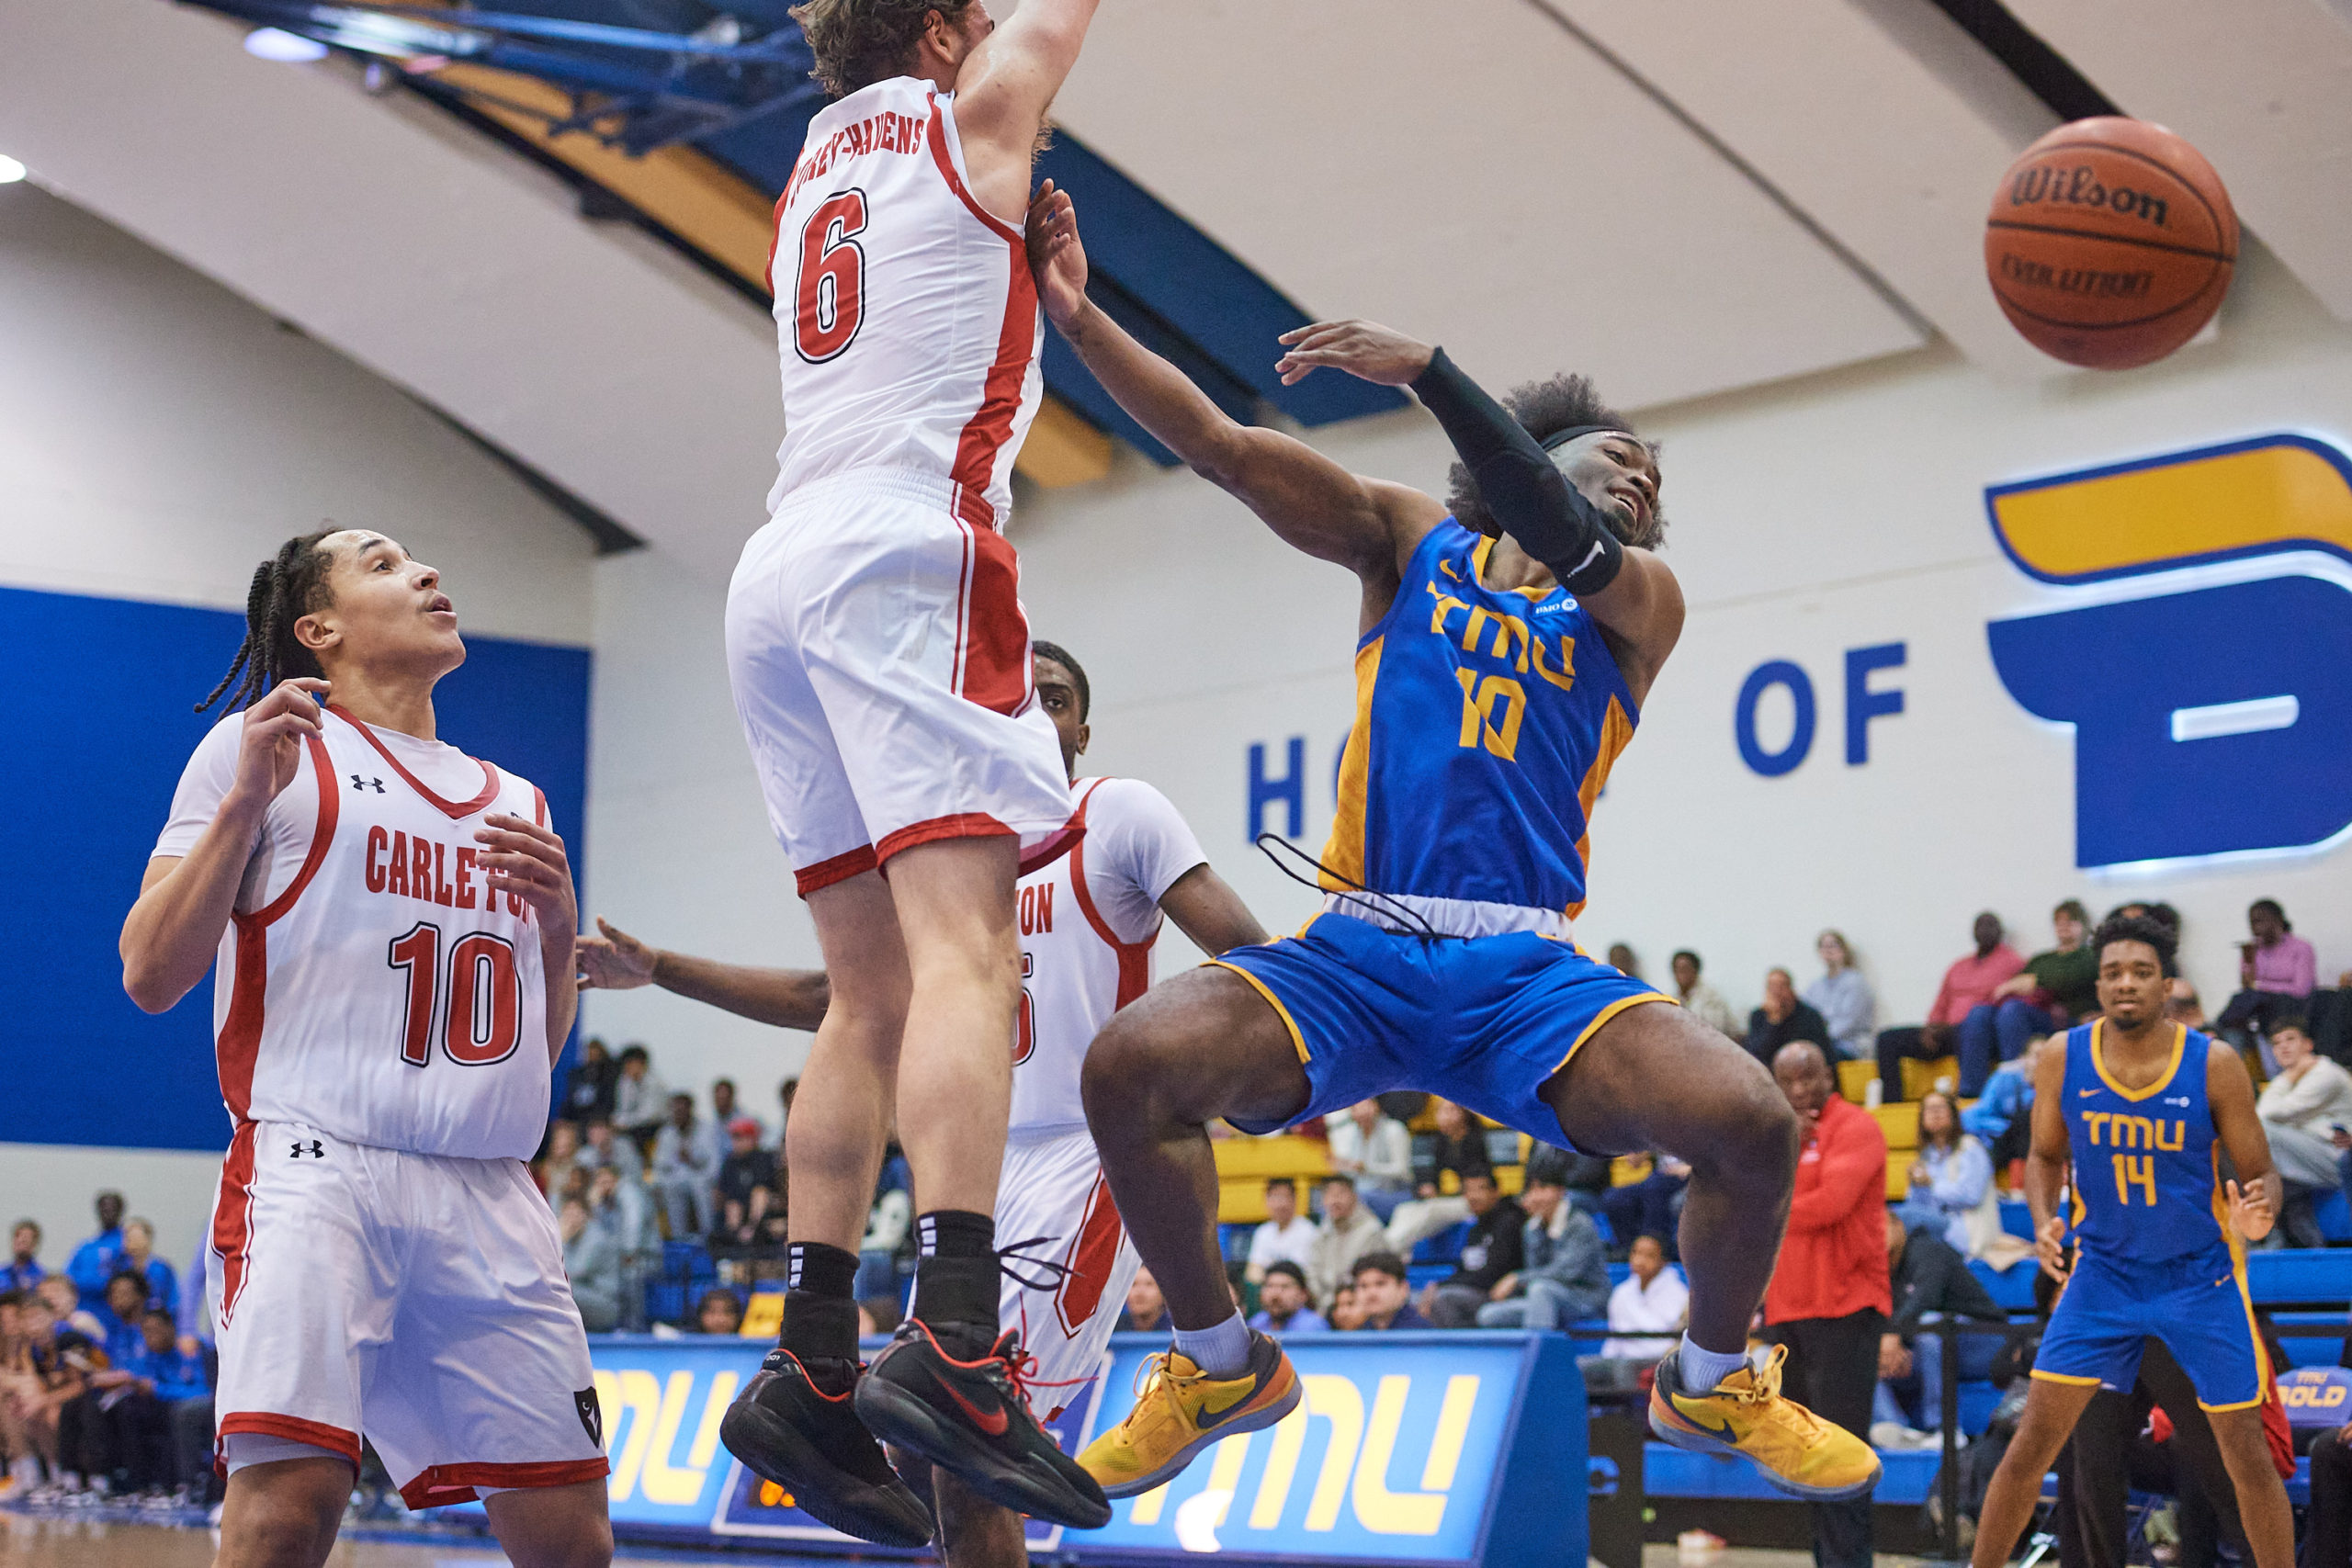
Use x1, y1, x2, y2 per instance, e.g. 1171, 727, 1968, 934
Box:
1765, 1042, 1892, 1568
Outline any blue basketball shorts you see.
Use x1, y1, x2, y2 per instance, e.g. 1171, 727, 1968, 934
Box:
1213, 912, 1672, 1145
2032, 1241, 2266, 1410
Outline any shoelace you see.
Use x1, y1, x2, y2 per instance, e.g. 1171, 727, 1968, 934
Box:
1725, 1346, 1833, 1439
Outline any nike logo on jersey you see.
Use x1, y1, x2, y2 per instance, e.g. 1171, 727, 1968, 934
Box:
350, 774, 385, 793
2079, 1089, 2100, 1098
289, 1140, 325, 1159
930, 1370, 1009, 1436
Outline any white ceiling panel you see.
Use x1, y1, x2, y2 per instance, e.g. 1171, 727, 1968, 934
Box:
0, 0, 781, 579
2005, 0, 2352, 320
1551, 0, 2062, 378
1046, 0, 1928, 411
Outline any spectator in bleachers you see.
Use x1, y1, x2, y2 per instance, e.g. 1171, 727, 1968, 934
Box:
1599, 1234, 1687, 1357
4, 1224, 40, 1293
2253, 1017, 2352, 1247
1326, 1284, 1363, 1332
2219, 899, 2319, 1055
1959, 900, 2097, 1099
611, 1043, 671, 1153
145, 1306, 213, 1498
577, 1114, 645, 1183
651, 1091, 722, 1239
116, 1220, 175, 1317
2303, 1409, 2352, 1568
1117, 1267, 1168, 1334
1326, 1100, 1413, 1222
1763, 1041, 1889, 1568
1874, 912, 2024, 1100
537, 1118, 582, 1203
1605, 942, 1642, 981
36, 1278, 100, 1347
857, 1156, 912, 1301
66, 1192, 126, 1310
1871, 1209, 2005, 1447
1804, 931, 1877, 1062
1345, 1254, 1431, 1331
1421, 1172, 1525, 1326
1247, 1262, 1328, 1336
695, 1288, 744, 1337
713, 1117, 779, 1254
1962, 1033, 2056, 1173
1894, 1090, 1997, 1257
1386, 1100, 1492, 1253
91, 1272, 150, 1372
1481, 1164, 1610, 1330
2169, 978, 2210, 1029
560, 1035, 619, 1124
587, 1167, 661, 1332
1246, 1179, 1319, 1285
2, 1287, 88, 1490
1539, 1143, 1615, 1222
1745, 966, 1832, 1066
1307, 1176, 1387, 1313
560, 1195, 620, 1333
62, 1305, 205, 1495
709, 1077, 763, 1147
1602, 1153, 1690, 1262
1670, 950, 1740, 1038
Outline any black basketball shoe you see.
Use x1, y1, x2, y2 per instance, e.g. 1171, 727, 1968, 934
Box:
854, 1319, 1113, 1529
718, 1347, 936, 1547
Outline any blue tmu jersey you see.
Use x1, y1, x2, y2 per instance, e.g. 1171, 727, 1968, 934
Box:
2064, 1021, 2227, 1264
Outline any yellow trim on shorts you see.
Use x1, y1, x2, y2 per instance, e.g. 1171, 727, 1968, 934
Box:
1553, 991, 1678, 1074
2197, 1393, 2266, 1413
1212, 960, 1310, 1064
2030, 1369, 2105, 1387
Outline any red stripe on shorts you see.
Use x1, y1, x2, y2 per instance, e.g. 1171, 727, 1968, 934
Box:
956, 521, 1034, 717
217, 1411, 361, 1466
875, 813, 1014, 867
210, 1122, 259, 1326
1055, 1170, 1125, 1339
795, 842, 877, 897
399, 1457, 611, 1510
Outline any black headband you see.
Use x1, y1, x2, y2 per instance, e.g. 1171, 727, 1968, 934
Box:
1540, 423, 1635, 453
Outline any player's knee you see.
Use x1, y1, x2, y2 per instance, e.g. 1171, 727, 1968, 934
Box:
1700, 1078, 1800, 1184
228, 1491, 343, 1568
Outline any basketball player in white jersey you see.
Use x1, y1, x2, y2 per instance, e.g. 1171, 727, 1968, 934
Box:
581, 641, 1264, 1568
119, 530, 609, 1568
722, 0, 1112, 1541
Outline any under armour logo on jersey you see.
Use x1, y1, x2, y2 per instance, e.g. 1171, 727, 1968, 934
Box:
289, 1140, 325, 1159
350, 774, 385, 794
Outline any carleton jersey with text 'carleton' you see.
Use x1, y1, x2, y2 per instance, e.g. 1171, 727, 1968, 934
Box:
155, 705, 554, 1160
1009, 778, 1207, 1136
765, 76, 1043, 524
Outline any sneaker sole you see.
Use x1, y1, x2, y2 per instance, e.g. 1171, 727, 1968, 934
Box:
854, 1373, 1112, 1530
1093, 1362, 1303, 1501
1647, 1391, 1883, 1503
718, 1397, 937, 1547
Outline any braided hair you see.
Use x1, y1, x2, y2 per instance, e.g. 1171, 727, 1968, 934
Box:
196, 529, 338, 714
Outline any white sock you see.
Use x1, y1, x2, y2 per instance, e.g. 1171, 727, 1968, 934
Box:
1173, 1313, 1251, 1378
1677, 1335, 1750, 1392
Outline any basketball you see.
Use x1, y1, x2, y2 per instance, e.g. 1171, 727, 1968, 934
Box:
1984, 116, 2237, 370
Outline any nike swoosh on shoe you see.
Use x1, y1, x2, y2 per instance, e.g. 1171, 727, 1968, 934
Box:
931, 1371, 1009, 1437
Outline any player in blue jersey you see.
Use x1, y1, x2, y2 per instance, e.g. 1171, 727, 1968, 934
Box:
1023, 186, 1879, 1504
1970, 912, 2290, 1568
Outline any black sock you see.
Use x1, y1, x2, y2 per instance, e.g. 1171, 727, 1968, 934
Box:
912, 1210, 998, 1359
779, 1241, 860, 1383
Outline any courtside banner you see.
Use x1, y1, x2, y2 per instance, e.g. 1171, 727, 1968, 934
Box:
577, 1330, 1585, 1567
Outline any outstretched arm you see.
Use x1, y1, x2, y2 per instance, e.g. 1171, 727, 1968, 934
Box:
576, 917, 829, 1032
1028, 183, 1442, 605
1156, 864, 1268, 957
2024, 1041, 2074, 1280
952, 0, 1102, 216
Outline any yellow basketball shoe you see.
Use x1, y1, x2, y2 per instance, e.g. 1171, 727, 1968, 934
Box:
1080, 1331, 1301, 1498
1648, 1343, 1882, 1501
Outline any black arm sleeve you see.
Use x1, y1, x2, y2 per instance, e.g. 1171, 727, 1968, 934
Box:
1408, 347, 1623, 595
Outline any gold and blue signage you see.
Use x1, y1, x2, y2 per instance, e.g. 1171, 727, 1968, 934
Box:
1985, 433, 2352, 870
519, 1332, 1585, 1566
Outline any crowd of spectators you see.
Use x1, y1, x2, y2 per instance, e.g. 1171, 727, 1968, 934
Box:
0, 1194, 215, 1505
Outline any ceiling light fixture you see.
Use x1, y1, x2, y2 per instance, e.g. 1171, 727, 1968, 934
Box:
244, 27, 329, 62
0, 156, 25, 185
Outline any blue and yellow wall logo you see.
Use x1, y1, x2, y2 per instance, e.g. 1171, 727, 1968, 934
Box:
1985, 434, 2352, 869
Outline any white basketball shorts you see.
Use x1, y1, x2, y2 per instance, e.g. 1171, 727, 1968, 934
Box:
208, 1121, 609, 1507
995, 1127, 1140, 1424
727, 466, 1080, 897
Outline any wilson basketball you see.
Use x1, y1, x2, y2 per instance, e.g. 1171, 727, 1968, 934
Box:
1984, 117, 2237, 370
